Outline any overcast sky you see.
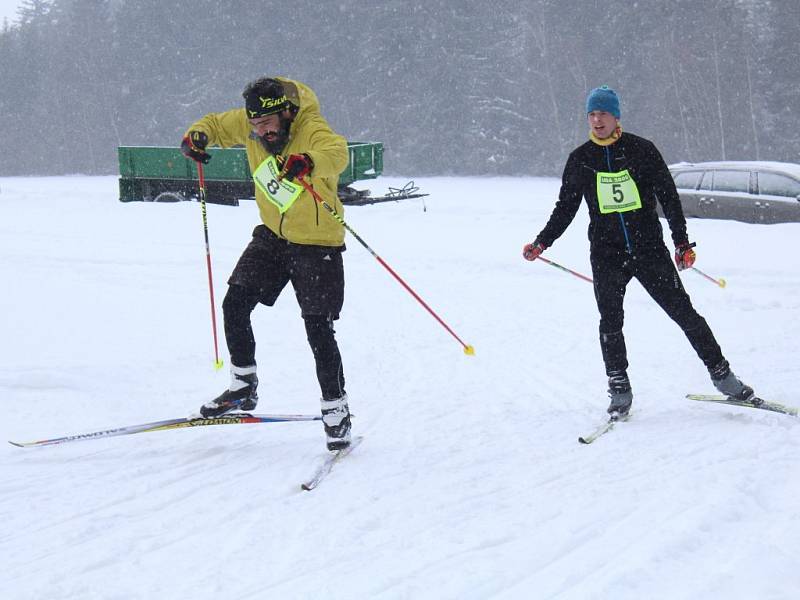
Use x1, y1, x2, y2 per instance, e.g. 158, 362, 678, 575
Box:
0, 0, 21, 25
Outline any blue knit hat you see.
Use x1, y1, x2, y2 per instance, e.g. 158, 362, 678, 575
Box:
586, 85, 620, 118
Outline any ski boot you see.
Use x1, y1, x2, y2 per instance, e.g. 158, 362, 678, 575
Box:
200, 365, 258, 418
606, 370, 633, 419
710, 360, 760, 405
321, 394, 352, 451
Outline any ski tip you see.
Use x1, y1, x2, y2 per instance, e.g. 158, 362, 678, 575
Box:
8, 440, 38, 448
578, 437, 590, 444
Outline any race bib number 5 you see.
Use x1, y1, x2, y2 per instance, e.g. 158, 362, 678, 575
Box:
596, 169, 642, 214
253, 156, 303, 213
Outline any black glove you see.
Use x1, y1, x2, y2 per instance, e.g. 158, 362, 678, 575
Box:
280, 153, 314, 181
180, 130, 211, 164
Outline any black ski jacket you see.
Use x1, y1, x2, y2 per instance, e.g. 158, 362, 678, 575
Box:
536, 132, 688, 256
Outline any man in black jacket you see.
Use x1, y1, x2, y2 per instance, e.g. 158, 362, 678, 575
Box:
522, 85, 756, 418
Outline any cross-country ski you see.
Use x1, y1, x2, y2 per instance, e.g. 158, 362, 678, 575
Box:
9, 414, 321, 448
578, 419, 616, 445
686, 394, 798, 417
578, 413, 630, 444
301, 436, 365, 491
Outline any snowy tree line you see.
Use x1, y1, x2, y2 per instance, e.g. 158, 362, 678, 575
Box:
1, 0, 798, 177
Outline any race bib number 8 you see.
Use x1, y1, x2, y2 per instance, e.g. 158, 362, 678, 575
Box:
253, 156, 303, 213
596, 169, 642, 214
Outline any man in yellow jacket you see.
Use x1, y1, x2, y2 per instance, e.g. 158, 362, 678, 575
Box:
180, 77, 351, 450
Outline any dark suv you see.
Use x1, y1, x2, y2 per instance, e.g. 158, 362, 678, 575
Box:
668, 161, 800, 224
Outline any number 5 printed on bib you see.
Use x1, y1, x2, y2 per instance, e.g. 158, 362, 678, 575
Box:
596, 169, 642, 214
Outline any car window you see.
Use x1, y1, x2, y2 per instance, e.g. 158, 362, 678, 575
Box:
698, 171, 713, 191
712, 170, 750, 193
758, 172, 800, 198
673, 171, 702, 189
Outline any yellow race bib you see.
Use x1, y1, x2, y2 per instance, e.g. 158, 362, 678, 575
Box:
596, 169, 642, 214
253, 156, 303, 213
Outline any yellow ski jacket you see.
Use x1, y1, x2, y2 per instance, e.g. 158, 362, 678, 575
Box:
185, 78, 348, 247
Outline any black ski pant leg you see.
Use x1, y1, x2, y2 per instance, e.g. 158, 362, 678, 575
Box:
303, 315, 346, 400
223, 225, 292, 369
591, 255, 633, 377
633, 250, 724, 370
222, 284, 262, 368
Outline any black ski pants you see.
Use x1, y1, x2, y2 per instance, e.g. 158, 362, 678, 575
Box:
221, 225, 346, 400
589, 245, 724, 377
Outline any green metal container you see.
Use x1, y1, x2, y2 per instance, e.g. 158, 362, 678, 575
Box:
118, 142, 384, 205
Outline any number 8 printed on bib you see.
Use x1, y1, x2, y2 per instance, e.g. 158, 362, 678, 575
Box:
253, 156, 304, 214
596, 169, 642, 214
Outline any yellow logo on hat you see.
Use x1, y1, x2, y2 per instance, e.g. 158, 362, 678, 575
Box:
260, 95, 287, 109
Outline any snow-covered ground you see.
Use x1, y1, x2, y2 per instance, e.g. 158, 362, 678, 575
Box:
1, 175, 798, 599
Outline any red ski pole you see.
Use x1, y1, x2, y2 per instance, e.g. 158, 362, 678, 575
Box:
296, 176, 475, 356
536, 255, 726, 290
196, 162, 224, 370
690, 266, 727, 288
537, 256, 594, 284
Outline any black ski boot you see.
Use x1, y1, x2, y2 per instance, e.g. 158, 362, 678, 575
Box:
606, 370, 633, 418
321, 394, 351, 451
710, 360, 759, 405
200, 365, 258, 418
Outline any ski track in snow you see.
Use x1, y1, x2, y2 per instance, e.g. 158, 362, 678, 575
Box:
1, 175, 799, 599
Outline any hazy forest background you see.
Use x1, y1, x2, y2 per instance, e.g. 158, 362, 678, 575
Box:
1, 0, 798, 177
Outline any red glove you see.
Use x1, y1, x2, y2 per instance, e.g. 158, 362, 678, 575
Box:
180, 130, 211, 164
280, 153, 314, 181
522, 241, 546, 261
675, 241, 697, 271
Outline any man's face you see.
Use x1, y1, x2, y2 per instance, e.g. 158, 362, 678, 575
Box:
248, 109, 292, 154
248, 113, 283, 141
588, 111, 618, 139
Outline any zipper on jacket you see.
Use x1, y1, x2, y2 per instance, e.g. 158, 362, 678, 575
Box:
605, 145, 632, 254
277, 188, 321, 239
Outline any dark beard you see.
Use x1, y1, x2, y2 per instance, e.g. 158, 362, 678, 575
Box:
257, 118, 291, 155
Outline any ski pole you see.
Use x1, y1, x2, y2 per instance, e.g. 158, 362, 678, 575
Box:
295, 176, 475, 356
195, 161, 224, 370
690, 266, 726, 288
536, 255, 726, 290
537, 256, 594, 284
